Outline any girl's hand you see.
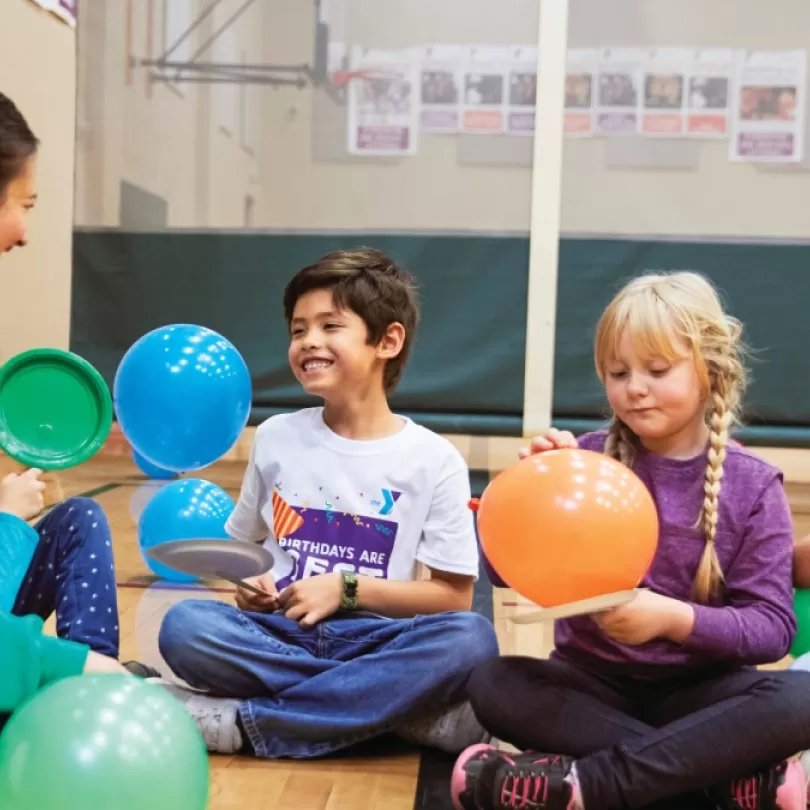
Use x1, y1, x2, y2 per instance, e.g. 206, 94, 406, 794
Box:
519, 428, 578, 459
236, 573, 279, 613
83, 651, 130, 675
277, 573, 342, 628
0, 469, 46, 521
592, 590, 695, 646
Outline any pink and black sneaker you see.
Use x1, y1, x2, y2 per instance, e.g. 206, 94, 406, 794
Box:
710, 760, 807, 810
451, 743, 576, 810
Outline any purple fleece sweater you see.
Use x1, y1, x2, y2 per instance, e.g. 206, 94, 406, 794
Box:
553, 431, 796, 677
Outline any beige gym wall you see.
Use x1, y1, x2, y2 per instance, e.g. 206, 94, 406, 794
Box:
73, 0, 265, 230
259, 0, 810, 238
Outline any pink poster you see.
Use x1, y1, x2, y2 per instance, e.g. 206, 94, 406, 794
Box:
641, 48, 690, 136
565, 49, 596, 136
686, 49, 737, 138
462, 46, 509, 134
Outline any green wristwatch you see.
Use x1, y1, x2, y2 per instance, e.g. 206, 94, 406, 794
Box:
340, 571, 359, 610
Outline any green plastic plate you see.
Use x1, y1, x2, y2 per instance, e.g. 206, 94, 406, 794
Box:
0, 348, 113, 470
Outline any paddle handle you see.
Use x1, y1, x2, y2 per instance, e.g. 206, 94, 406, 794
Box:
509, 589, 640, 624
213, 571, 267, 596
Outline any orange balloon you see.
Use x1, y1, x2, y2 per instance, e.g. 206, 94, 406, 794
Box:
477, 449, 658, 607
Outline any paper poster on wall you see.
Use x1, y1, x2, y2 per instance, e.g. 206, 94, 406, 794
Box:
641, 48, 690, 135
686, 49, 737, 137
28, 0, 76, 27
420, 45, 463, 133
565, 49, 596, 136
507, 46, 538, 135
595, 49, 644, 135
347, 47, 420, 157
730, 50, 807, 162
462, 46, 510, 133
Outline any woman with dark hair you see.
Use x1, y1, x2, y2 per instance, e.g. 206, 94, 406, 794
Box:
0, 93, 154, 723
0, 93, 38, 255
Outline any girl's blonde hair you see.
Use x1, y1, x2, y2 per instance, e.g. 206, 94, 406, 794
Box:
593, 271, 747, 604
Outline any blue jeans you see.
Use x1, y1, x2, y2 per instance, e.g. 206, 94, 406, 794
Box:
12, 498, 119, 658
158, 600, 499, 758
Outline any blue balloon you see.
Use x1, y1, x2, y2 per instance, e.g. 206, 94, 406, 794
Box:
132, 449, 177, 480
114, 324, 252, 473
138, 478, 235, 583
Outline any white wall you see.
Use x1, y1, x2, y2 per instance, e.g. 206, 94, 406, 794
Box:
73, 0, 810, 239
0, 0, 76, 358
562, 0, 810, 239
74, 0, 265, 229
260, 0, 538, 233
258, 0, 810, 238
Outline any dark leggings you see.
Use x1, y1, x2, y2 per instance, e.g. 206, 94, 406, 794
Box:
468, 656, 810, 810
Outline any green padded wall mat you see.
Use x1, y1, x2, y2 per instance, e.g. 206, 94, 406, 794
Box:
553, 237, 810, 428
71, 231, 528, 436
71, 231, 810, 439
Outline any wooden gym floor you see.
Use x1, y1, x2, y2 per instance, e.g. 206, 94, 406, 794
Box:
25, 448, 810, 810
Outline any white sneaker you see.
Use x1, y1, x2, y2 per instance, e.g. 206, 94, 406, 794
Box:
149, 679, 244, 755
396, 701, 490, 754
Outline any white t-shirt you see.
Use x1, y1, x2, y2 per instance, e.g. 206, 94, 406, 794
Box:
225, 408, 479, 589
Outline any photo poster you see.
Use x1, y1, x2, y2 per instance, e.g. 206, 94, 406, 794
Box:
595, 48, 645, 135
507, 46, 538, 135
685, 48, 738, 138
730, 49, 807, 163
347, 46, 420, 157
641, 48, 691, 136
420, 45, 464, 133
565, 48, 596, 136
28, 0, 76, 27
462, 45, 511, 133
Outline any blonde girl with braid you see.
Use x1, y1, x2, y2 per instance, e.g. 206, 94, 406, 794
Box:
452, 272, 810, 810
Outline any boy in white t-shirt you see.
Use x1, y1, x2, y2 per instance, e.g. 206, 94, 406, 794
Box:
154, 247, 499, 759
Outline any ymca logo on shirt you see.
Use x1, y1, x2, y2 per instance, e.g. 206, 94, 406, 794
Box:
268, 490, 400, 590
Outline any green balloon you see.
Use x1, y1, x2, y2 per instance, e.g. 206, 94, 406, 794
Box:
0, 674, 209, 810
791, 589, 810, 658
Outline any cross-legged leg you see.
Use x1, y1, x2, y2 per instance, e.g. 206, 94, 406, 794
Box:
13, 497, 119, 658
457, 657, 717, 810
576, 668, 810, 809
468, 656, 652, 755
158, 600, 498, 758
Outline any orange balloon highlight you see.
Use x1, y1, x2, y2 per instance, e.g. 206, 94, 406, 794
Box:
477, 449, 659, 608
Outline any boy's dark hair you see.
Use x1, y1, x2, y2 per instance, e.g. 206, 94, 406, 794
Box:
0, 93, 38, 200
283, 247, 420, 392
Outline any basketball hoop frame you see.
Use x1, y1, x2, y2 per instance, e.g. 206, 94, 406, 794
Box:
135, 0, 335, 95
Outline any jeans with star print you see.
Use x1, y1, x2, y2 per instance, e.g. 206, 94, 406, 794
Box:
12, 497, 119, 658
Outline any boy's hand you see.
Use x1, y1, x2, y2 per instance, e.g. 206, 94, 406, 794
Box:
235, 573, 279, 613
278, 573, 342, 628
519, 428, 578, 459
592, 590, 695, 646
0, 469, 46, 521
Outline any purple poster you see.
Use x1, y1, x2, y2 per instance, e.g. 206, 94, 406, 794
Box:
30, 0, 76, 26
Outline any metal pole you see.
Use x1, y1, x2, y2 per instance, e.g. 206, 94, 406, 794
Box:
522, 0, 570, 437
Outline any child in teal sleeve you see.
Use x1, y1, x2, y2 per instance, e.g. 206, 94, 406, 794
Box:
0, 93, 153, 687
